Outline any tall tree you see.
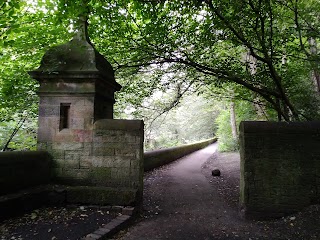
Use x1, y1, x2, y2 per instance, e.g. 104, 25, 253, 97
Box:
90, 0, 319, 121
1, 0, 320, 124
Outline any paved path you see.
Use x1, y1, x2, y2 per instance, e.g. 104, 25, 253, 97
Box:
115, 144, 320, 240
116, 143, 243, 240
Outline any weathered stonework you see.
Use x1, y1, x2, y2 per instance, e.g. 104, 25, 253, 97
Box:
240, 121, 320, 219
29, 21, 144, 205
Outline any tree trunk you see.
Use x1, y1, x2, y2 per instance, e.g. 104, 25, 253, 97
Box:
1, 117, 26, 151
309, 37, 320, 92
230, 101, 238, 140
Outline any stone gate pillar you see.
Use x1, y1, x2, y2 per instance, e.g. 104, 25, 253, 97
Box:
29, 21, 144, 205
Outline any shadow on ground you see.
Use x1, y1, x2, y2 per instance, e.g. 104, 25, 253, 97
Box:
114, 148, 320, 240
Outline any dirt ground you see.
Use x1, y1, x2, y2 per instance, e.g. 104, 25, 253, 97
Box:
1, 145, 319, 240
0, 205, 117, 240
201, 151, 320, 239
114, 144, 320, 240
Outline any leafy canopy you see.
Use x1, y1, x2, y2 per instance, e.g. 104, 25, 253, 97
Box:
1, 0, 320, 149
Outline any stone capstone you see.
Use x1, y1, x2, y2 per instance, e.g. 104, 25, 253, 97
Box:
29, 20, 121, 91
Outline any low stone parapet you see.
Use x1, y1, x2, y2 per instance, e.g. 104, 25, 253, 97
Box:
144, 138, 217, 171
0, 151, 51, 195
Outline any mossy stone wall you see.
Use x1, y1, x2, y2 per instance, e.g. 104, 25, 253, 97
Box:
38, 118, 144, 205
144, 138, 216, 171
0, 151, 51, 195
240, 121, 320, 219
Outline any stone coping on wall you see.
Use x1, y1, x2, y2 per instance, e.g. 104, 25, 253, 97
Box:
144, 138, 217, 171
94, 119, 144, 131
240, 121, 320, 133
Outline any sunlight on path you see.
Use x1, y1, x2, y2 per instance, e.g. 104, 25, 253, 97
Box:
199, 143, 218, 155
117, 143, 229, 240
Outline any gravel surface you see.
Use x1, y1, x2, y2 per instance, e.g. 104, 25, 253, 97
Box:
201, 151, 320, 239
0, 205, 117, 240
114, 144, 320, 240
2, 144, 319, 240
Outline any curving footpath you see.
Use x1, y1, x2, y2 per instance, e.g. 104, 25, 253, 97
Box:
114, 143, 320, 240
115, 143, 243, 239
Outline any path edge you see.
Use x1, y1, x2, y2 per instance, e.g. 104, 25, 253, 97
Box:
82, 206, 136, 240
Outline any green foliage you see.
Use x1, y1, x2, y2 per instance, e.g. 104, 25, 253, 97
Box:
215, 109, 238, 152
0, 115, 37, 151
1, 0, 320, 150
0, 0, 72, 150
216, 100, 257, 152
119, 92, 217, 151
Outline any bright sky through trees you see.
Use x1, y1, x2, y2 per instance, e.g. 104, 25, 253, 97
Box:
1, 0, 320, 150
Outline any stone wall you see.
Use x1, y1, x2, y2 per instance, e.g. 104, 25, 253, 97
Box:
0, 151, 51, 195
29, 24, 142, 206
240, 121, 320, 219
38, 117, 144, 205
38, 94, 95, 144
144, 138, 217, 171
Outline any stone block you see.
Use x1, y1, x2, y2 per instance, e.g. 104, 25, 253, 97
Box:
38, 116, 59, 129
65, 150, 85, 157
79, 157, 92, 169
115, 148, 135, 157
97, 227, 110, 234
91, 156, 131, 168
39, 96, 53, 105
124, 133, 138, 143
84, 98, 94, 106
135, 149, 143, 159
92, 142, 111, 149
90, 167, 112, 183
102, 142, 125, 148
91, 157, 112, 168
38, 127, 56, 142
72, 105, 94, 118
128, 171, 141, 183
71, 118, 85, 129
53, 130, 74, 142
64, 159, 80, 169
93, 130, 125, 143
62, 168, 91, 180
72, 98, 86, 107
94, 119, 144, 131
53, 130, 92, 143
93, 230, 106, 236
52, 142, 83, 150
111, 167, 131, 180
130, 159, 141, 169
39, 105, 59, 117
84, 118, 94, 129
65, 186, 138, 205
73, 130, 93, 142
86, 233, 101, 239
122, 207, 135, 216
50, 149, 65, 159
51, 159, 65, 168
92, 147, 115, 156
40, 81, 96, 94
